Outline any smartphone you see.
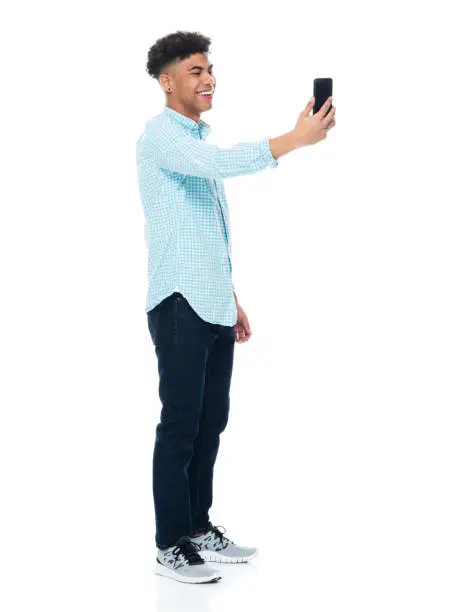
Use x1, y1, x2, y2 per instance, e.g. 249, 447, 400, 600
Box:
313, 78, 333, 116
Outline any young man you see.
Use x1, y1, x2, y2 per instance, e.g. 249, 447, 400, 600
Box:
136, 30, 336, 584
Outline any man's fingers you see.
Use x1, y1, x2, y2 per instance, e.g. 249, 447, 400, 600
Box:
315, 96, 332, 116
322, 105, 336, 128
303, 96, 315, 116
235, 329, 251, 342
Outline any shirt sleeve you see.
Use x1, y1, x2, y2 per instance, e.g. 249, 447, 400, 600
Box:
143, 122, 279, 179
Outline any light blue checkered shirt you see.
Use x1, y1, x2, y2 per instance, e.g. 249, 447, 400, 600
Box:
135, 106, 279, 326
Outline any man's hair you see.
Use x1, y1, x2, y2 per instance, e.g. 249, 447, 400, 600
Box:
146, 31, 211, 80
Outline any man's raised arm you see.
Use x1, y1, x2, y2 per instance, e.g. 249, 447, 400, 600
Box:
141, 124, 282, 179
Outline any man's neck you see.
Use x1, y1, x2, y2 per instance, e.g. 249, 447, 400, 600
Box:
166, 102, 201, 125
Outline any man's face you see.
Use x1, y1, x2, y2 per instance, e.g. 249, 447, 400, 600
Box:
165, 53, 216, 114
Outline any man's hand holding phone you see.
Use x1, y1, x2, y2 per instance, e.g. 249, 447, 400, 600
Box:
269, 96, 336, 159
293, 96, 336, 147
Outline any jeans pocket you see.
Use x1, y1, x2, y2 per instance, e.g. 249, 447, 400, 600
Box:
147, 314, 155, 346
147, 305, 160, 346
172, 293, 180, 344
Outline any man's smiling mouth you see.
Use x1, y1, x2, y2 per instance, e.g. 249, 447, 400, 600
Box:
196, 89, 214, 97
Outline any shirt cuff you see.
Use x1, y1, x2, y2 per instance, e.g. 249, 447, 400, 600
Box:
262, 137, 279, 168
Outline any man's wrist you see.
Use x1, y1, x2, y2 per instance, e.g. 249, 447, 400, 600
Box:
269, 130, 303, 159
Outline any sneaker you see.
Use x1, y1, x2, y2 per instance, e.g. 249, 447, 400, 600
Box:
190, 522, 258, 563
154, 535, 222, 584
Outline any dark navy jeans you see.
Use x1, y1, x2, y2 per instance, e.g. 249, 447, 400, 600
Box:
146, 292, 235, 549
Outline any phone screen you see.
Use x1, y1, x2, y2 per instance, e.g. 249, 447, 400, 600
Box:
313, 78, 333, 116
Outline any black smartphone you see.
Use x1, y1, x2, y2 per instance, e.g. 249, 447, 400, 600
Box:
313, 78, 333, 116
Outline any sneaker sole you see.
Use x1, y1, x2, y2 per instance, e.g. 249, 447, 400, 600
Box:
154, 560, 222, 584
198, 549, 258, 563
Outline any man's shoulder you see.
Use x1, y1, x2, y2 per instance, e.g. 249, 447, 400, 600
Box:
143, 112, 173, 138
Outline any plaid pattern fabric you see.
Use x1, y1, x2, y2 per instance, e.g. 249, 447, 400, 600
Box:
136, 106, 279, 325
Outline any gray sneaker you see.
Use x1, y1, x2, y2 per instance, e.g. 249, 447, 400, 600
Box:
154, 535, 222, 584
189, 523, 258, 563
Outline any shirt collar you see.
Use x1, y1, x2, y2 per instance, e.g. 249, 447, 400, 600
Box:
162, 106, 211, 139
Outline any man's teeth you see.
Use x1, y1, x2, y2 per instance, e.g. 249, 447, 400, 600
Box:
198, 91, 213, 95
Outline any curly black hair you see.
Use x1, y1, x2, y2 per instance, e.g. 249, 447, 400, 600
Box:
146, 31, 212, 81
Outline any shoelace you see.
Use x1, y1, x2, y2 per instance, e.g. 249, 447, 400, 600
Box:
208, 524, 234, 550
171, 539, 203, 565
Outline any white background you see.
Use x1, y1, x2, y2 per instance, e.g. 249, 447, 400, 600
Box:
1, 1, 471, 610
